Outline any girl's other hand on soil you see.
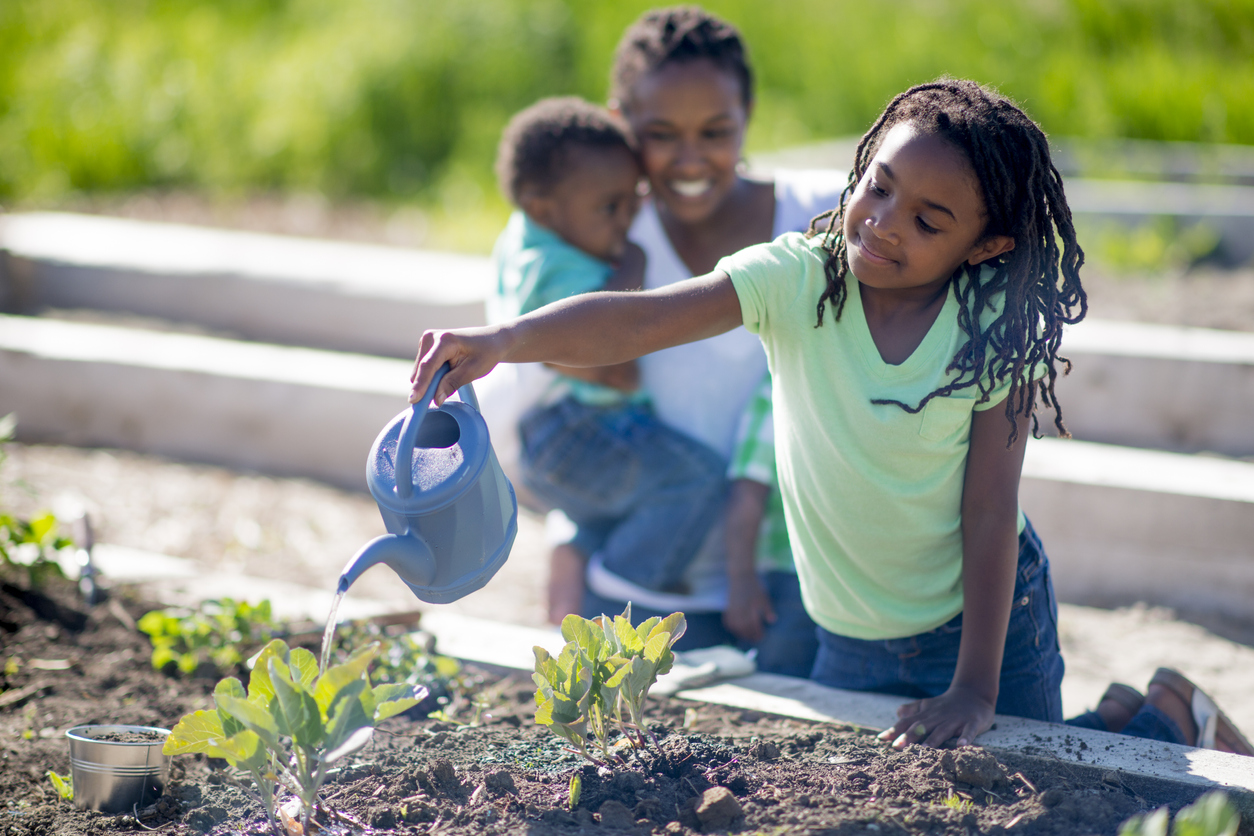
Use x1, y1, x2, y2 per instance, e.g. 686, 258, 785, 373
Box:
877, 685, 995, 750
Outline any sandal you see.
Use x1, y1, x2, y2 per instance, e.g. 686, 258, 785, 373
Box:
1150, 668, 1254, 756
1100, 683, 1145, 716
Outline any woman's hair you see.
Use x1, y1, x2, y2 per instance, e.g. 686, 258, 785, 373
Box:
809, 78, 1087, 444
495, 97, 634, 205
610, 6, 753, 112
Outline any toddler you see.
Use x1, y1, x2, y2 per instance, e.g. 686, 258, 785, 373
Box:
489, 97, 726, 609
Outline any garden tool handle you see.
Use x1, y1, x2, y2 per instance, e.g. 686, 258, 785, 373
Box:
395, 363, 479, 499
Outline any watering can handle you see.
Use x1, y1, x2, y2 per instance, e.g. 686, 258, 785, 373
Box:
395, 362, 480, 499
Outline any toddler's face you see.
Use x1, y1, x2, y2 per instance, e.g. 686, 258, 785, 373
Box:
622, 59, 748, 226
528, 145, 641, 263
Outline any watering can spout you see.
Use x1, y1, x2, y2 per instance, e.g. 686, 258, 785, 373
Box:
337, 532, 436, 595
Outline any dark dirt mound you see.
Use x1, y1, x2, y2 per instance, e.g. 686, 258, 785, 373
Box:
0, 573, 1236, 836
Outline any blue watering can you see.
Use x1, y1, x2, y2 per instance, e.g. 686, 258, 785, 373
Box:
336, 364, 518, 603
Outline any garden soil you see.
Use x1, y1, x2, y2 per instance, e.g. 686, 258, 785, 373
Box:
0, 575, 1230, 836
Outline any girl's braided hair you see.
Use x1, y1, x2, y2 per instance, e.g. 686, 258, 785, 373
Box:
610, 5, 753, 112
809, 78, 1087, 445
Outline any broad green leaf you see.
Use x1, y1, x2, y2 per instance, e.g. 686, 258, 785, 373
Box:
614, 616, 644, 655
373, 682, 424, 722
560, 614, 595, 649
247, 639, 291, 704
215, 693, 280, 745
634, 617, 661, 644
643, 633, 669, 665
211, 729, 266, 772
322, 726, 373, 765
1171, 792, 1239, 836
269, 659, 324, 748
314, 644, 379, 717
1118, 808, 1169, 836
288, 648, 319, 689
164, 709, 225, 755
648, 613, 687, 646
323, 679, 371, 753
534, 698, 555, 726
214, 677, 248, 737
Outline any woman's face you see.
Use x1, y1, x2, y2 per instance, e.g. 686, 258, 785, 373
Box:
620, 59, 749, 225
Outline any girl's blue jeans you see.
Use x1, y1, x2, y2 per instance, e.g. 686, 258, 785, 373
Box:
809, 518, 1066, 723
520, 398, 727, 593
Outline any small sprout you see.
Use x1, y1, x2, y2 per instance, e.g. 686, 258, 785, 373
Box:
46, 770, 73, 802
568, 774, 582, 811
941, 790, 973, 813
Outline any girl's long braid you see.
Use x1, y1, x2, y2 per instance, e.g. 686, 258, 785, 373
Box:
809, 79, 1087, 445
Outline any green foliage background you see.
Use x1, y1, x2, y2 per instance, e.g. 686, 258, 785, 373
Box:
1, 0, 1251, 206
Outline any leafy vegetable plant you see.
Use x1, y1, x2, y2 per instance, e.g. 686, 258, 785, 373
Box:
164, 638, 425, 832
532, 606, 685, 764
138, 598, 281, 676
0, 413, 73, 588
1118, 791, 1239, 836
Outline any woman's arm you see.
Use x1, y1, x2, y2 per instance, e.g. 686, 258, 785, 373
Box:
411, 270, 742, 405
881, 401, 1031, 748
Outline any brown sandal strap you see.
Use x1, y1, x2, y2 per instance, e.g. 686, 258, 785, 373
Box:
1099, 683, 1145, 715
1151, 667, 1254, 756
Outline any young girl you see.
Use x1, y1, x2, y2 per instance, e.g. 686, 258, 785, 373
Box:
411, 78, 1085, 747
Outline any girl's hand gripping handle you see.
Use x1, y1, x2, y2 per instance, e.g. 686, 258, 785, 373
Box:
410, 326, 509, 407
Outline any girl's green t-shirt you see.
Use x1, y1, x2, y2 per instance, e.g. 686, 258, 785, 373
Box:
721, 232, 1028, 641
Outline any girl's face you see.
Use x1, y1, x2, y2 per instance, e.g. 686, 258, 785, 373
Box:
843, 123, 1014, 294
620, 59, 749, 225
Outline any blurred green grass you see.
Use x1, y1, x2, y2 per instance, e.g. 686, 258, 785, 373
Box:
2, 0, 1251, 251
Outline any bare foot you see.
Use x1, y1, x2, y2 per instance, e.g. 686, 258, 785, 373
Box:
546, 544, 586, 625
1096, 697, 1137, 734
1145, 682, 1197, 747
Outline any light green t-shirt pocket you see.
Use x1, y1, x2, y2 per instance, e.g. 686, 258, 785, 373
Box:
918, 396, 973, 442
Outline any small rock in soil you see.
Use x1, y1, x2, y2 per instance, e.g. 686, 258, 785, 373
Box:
634, 798, 666, 821
430, 758, 458, 787
695, 786, 742, 831
185, 806, 227, 832
942, 748, 1010, 789
749, 739, 780, 761
484, 769, 516, 795
368, 806, 396, 829
597, 799, 635, 829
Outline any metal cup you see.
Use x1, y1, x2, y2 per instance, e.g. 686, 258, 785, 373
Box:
66, 725, 170, 814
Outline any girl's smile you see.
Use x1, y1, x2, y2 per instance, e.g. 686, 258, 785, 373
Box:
844, 123, 1013, 299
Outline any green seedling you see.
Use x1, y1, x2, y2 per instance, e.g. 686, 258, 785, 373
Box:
46, 770, 73, 802
165, 638, 425, 833
139, 598, 280, 676
1118, 791, 1239, 836
0, 415, 73, 588
568, 773, 582, 811
532, 606, 685, 765
941, 790, 973, 813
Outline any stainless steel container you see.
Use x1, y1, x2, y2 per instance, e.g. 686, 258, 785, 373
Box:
66, 724, 170, 814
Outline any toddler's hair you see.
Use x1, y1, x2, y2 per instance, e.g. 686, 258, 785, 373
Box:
810, 78, 1087, 444
610, 6, 753, 112
495, 97, 635, 206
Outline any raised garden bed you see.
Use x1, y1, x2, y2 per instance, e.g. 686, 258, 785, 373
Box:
0, 573, 1242, 836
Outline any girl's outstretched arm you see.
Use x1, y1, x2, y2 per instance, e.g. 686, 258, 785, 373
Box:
881, 402, 1032, 749
411, 271, 742, 405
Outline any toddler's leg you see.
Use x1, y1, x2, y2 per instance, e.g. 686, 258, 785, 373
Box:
594, 409, 727, 591
546, 543, 586, 625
